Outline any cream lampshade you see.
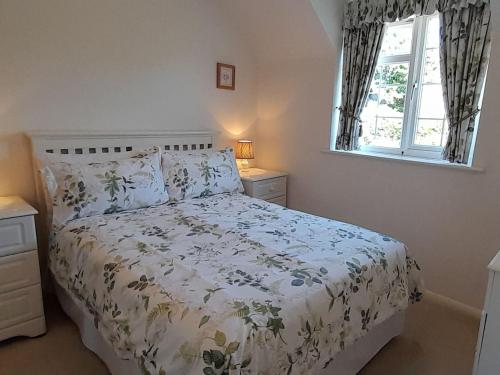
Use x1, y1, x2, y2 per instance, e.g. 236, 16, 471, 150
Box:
235, 140, 254, 171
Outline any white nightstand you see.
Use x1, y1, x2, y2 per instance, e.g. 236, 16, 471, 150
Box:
239, 168, 288, 207
0, 196, 46, 341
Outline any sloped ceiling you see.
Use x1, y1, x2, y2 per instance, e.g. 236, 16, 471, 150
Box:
217, 0, 344, 65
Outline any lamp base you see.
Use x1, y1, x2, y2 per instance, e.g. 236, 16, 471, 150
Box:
239, 159, 250, 171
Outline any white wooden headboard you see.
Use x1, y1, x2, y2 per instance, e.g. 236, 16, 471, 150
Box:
29, 130, 217, 158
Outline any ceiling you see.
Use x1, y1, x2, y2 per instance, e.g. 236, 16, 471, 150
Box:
217, 0, 344, 65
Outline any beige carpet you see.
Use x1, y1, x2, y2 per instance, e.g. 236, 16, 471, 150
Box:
0, 295, 479, 375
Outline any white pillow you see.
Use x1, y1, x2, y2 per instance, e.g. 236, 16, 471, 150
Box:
162, 148, 243, 201
40, 166, 57, 198
47, 149, 168, 226
38, 148, 157, 230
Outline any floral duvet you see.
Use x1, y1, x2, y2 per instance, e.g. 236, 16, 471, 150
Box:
50, 193, 423, 375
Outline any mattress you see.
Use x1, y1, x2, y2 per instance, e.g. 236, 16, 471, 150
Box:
49, 193, 423, 375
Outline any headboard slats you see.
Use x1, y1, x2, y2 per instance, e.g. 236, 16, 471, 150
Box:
30, 130, 217, 159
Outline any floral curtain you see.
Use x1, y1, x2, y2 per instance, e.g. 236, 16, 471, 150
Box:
344, 0, 491, 28
339, 0, 491, 158
336, 23, 385, 151
440, 3, 491, 163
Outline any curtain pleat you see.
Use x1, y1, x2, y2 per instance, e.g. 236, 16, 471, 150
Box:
336, 23, 385, 151
440, 3, 491, 163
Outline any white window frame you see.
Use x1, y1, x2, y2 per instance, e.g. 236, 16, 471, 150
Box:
355, 15, 447, 160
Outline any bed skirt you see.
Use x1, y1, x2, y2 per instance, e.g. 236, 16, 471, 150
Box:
54, 280, 405, 375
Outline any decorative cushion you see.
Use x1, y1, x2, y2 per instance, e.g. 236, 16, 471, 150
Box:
46, 149, 168, 226
162, 148, 243, 201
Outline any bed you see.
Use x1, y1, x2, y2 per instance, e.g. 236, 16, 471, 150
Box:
30, 131, 423, 375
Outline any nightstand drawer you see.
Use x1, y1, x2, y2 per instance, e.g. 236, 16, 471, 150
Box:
253, 177, 287, 200
267, 196, 287, 207
0, 285, 44, 330
0, 215, 37, 257
0, 251, 41, 294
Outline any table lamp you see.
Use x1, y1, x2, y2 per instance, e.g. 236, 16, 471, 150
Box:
235, 140, 254, 171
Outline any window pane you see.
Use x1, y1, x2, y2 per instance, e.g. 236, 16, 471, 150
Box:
380, 23, 414, 56
419, 84, 446, 118
426, 16, 440, 49
363, 117, 403, 148
441, 122, 449, 148
375, 63, 409, 88
423, 48, 441, 84
415, 119, 445, 146
361, 62, 409, 148
413, 15, 448, 148
360, 21, 412, 149
378, 84, 407, 116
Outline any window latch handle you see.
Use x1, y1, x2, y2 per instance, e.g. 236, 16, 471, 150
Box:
411, 82, 418, 101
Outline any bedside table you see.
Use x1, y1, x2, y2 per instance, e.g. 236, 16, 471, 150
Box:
239, 168, 288, 207
0, 196, 46, 341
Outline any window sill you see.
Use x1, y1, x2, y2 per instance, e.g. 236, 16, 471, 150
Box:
321, 149, 484, 173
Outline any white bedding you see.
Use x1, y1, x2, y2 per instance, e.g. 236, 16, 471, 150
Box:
50, 193, 422, 375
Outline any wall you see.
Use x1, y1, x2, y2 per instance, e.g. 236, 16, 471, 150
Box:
0, 0, 258, 205
252, 0, 500, 309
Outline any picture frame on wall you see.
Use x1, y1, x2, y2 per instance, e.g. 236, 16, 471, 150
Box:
217, 63, 235, 90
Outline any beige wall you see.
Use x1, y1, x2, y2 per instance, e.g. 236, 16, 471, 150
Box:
255, 0, 500, 309
0, 0, 258, 205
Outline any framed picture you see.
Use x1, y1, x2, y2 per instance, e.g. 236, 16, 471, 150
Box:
217, 63, 235, 90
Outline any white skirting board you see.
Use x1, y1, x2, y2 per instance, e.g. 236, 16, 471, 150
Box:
54, 280, 405, 375
424, 289, 482, 320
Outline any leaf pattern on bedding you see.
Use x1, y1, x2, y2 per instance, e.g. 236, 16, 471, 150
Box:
162, 148, 243, 201
49, 193, 423, 375
46, 149, 168, 226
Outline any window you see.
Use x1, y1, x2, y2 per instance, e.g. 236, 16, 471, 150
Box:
358, 14, 452, 159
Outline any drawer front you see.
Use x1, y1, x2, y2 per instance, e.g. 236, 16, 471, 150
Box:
0, 285, 44, 330
253, 177, 287, 200
267, 196, 287, 207
0, 251, 41, 294
0, 215, 37, 257
0, 316, 46, 341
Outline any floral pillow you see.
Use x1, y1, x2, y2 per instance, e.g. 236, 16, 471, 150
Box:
47, 149, 168, 226
162, 148, 243, 201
